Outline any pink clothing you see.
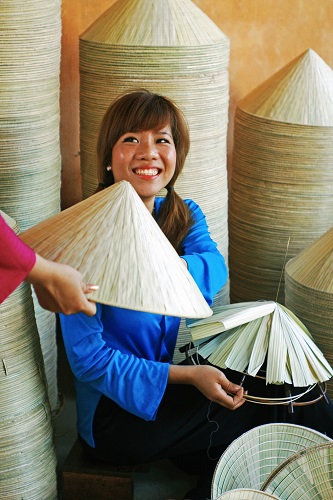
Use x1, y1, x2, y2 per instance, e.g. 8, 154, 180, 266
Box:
0, 215, 36, 303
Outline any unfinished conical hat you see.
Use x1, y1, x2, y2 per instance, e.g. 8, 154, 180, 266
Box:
211, 423, 331, 497
20, 181, 212, 318
80, 0, 227, 46
285, 227, 333, 293
187, 301, 333, 387
262, 442, 333, 499
239, 48, 333, 125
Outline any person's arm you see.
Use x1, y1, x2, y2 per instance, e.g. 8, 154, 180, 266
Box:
168, 363, 245, 410
60, 307, 170, 420
0, 215, 97, 315
181, 200, 228, 305
26, 254, 97, 316
0, 215, 36, 302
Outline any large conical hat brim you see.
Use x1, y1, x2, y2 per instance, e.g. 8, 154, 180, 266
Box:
211, 423, 331, 497
262, 442, 333, 499
239, 48, 333, 126
20, 181, 212, 318
187, 301, 333, 386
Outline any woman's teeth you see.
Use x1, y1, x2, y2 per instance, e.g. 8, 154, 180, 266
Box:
134, 168, 159, 176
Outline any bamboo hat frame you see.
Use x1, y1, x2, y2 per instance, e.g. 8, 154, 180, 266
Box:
211, 423, 331, 497
187, 300, 333, 389
262, 442, 333, 499
20, 181, 213, 319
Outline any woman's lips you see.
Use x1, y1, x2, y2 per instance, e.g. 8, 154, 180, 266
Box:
133, 168, 160, 176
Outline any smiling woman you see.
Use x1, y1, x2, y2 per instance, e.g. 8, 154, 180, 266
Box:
96, 89, 192, 254
58, 90, 333, 500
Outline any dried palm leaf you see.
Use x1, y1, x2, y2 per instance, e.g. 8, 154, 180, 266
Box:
187, 301, 333, 387
20, 181, 212, 319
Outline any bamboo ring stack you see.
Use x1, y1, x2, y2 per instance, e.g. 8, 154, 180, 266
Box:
228, 49, 333, 304
0, 0, 62, 412
285, 227, 333, 398
79, 0, 231, 312
0, 212, 57, 499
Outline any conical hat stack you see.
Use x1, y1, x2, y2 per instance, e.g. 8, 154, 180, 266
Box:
285, 227, 333, 398
79, 0, 230, 311
228, 49, 333, 304
0, 0, 62, 413
21, 181, 213, 319
0, 212, 57, 499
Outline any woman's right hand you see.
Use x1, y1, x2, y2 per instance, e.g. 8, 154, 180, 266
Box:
168, 364, 246, 410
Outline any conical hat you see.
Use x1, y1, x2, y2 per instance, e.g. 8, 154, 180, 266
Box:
20, 181, 212, 318
80, 0, 228, 46
239, 48, 333, 126
187, 301, 333, 386
285, 227, 333, 293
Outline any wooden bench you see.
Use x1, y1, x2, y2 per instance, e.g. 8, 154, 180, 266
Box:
61, 438, 150, 499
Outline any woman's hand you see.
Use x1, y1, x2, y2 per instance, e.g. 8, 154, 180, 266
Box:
168, 364, 246, 410
26, 254, 98, 316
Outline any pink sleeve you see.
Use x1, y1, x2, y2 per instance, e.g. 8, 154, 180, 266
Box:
0, 215, 36, 303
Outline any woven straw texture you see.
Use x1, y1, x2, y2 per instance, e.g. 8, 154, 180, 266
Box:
212, 423, 331, 497
285, 227, 333, 398
0, 213, 57, 499
21, 181, 212, 319
216, 490, 280, 499
228, 49, 333, 305
0, 0, 63, 413
188, 301, 333, 388
79, 0, 230, 320
262, 442, 333, 499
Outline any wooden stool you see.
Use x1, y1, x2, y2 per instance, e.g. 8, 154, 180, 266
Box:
61, 438, 150, 500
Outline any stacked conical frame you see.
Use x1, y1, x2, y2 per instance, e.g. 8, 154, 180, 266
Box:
79, 0, 231, 318
229, 49, 333, 304
285, 227, 333, 398
0, 0, 62, 412
0, 212, 57, 499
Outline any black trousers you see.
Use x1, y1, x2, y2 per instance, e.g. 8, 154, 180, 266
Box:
81, 367, 333, 477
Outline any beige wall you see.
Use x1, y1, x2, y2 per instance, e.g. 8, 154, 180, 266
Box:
60, 0, 333, 208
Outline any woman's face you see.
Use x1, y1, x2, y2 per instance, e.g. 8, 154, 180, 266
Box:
111, 123, 176, 212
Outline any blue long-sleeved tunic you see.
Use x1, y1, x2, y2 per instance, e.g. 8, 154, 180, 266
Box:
60, 198, 228, 447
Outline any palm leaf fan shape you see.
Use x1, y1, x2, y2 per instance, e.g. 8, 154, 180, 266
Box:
187, 301, 333, 387
20, 181, 212, 319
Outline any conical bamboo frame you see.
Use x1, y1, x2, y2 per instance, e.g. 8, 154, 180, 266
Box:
187, 301, 333, 387
20, 181, 212, 319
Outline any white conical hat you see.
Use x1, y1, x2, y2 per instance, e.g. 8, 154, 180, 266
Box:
80, 0, 228, 46
239, 48, 333, 126
20, 181, 212, 318
285, 227, 333, 293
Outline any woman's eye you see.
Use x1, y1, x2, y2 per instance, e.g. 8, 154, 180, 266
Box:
123, 136, 139, 143
157, 138, 169, 144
